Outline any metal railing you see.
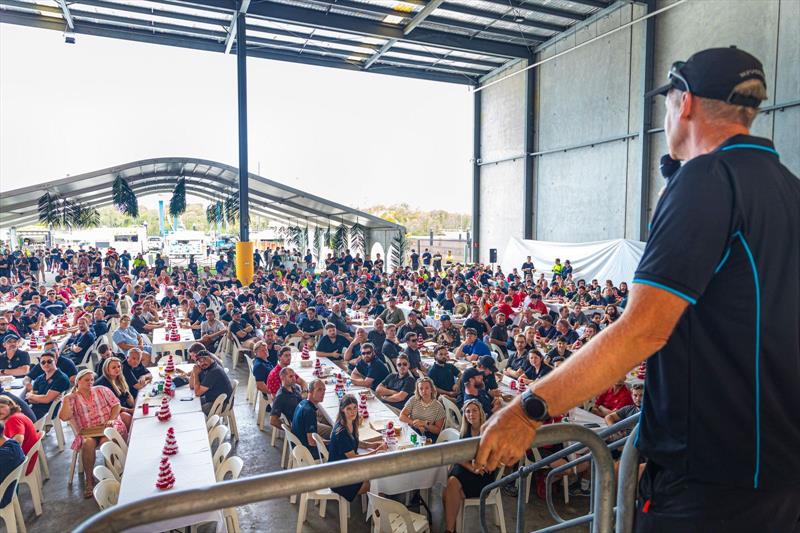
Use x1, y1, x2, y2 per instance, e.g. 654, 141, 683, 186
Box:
478, 413, 640, 533
73, 423, 618, 533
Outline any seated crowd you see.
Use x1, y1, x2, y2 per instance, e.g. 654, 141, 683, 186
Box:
0, 243, 641, 527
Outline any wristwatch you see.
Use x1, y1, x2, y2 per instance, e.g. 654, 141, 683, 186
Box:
519, 389, 550, 422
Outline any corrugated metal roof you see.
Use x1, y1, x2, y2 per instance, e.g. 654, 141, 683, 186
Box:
0, 0, 609, 85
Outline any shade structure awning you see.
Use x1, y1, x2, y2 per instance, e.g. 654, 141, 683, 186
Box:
0, 0, 611, 86
0, 157, 403, 231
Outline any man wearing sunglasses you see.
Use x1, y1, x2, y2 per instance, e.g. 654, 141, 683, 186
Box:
477, 47, 800, 533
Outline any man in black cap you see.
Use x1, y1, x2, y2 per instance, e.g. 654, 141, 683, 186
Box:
477, 47, 800, 532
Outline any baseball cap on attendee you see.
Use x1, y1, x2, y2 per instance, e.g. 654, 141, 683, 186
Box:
478, 355, 497, 373
231, 308, 242, 316
647, 46, 766, 108
461, 366, 482, 383
2, 334, 20, 343
440, 314, 451, 322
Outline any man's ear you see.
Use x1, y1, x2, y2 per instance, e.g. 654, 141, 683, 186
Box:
679, 91, 694, 120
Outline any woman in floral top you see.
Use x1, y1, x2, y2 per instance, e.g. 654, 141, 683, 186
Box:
59, 369, 128, 498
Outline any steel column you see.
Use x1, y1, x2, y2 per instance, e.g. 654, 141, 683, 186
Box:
471, 90, 481, 264
638, 0, 656, 240
523, 61, 535, 239
236, 6, 249, 243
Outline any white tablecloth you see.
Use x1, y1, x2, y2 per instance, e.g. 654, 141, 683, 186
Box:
151, 328, 196, 355
119, 410, 226, 533
133, 369, 201, 421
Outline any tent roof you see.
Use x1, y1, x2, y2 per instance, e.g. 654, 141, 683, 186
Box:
0, 0, 610, 86
0, 157, 402, 230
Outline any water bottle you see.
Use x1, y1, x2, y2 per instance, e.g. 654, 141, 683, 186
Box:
346, 377, 352, 389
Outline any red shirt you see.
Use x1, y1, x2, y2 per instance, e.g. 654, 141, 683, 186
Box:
266, 363, 285, 396
4, 413, 38, 474
511, 293, 524, 308
497, 303, 515, 319
528, 300, 548, 315
596, 386, 633, 411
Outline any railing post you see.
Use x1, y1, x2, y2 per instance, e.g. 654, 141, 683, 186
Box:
615, 426, 641, 533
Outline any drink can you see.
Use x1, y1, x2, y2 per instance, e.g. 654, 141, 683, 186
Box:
142, 402, 149, 415
158, 382, 164, 393
409, 432, 417, 445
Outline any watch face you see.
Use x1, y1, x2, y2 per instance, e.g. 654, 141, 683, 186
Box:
523, 391, 548, 421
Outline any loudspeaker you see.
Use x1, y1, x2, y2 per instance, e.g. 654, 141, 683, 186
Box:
489, 248, 498, 263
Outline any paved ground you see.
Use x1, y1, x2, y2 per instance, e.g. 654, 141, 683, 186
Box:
25, 356, 591, 533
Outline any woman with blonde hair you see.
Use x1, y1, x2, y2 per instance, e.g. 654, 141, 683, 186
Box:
442, 399, 497, 533
59, 369, 129, 498
94, 357, 135, 415
399, 376, 445, 442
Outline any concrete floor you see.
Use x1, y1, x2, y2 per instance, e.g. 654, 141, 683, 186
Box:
27, 359, 590, 533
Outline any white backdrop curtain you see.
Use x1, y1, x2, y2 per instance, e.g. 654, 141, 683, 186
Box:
500, 237, 646, 284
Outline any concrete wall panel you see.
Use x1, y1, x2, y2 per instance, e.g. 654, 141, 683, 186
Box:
480, 61, 527, 163
479, 160, 524, 258
537, 5, 635, 150
536, 141, 628, 242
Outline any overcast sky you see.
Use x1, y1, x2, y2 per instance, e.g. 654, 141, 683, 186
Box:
0, 24, 474, 213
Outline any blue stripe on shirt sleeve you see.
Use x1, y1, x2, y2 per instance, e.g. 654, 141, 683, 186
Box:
632, 278, 698, 305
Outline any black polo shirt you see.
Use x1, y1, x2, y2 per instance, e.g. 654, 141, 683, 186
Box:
199, 362, 233, 407
633, 135, 800, 490
0, 350, 30, 372
315, 334, 349, 358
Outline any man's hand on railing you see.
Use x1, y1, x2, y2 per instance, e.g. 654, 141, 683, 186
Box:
474, 397, 541, 472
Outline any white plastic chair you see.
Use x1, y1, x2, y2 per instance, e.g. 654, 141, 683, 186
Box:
215, 455, 243, 482
212, 442, 232, 474
93, 479, 120, 510
18, 438, 46, 516
439, 396, 462, 430
0, 461, 26, 533
215, 456, 243, 533
208, 424, 229, 454
244, 354, 256, 405
458, 468, 506, 533
66, 420, 84, 486
40, 393, 66, 451
311, 432, 329, 463
293, 447, 350, 533
384, 357, 397, 374
368, 492, 429, 533
229, 333, 250, 370
222, 380, 239, 442
93, 464, 120, 483
103, 427, 128, 457
27, 429, 50, 481
277, 414, 290, 467
436, 428, 460, 444
206, 414, 221, 432
489, 343, 504, 361
207, 393, 228, 418
257, 392, 272, 431
285, 337, 302, 350
100, 441, 126, 478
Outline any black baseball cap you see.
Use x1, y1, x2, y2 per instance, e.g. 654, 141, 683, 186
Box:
478, 355, 497, 373
648, 46, 766, 108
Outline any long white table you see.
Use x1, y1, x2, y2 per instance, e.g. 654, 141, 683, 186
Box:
151, 328, 195, 355
119, 367, 226, 533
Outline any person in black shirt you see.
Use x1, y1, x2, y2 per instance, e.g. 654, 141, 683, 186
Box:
191, 351, 233, 415
401, 333, 424, 377
229, 309, 256, 350
477, 47, 800, 533
160, 287, 180, 308
121, 348, 151, 399
375, 354, 416, 410
276, 314, 300, 342
381, 324, 402, 362
463, 306, 490, 339
427, 345, 459, 399
315, 323, 349, 360
397, 312, 427, 341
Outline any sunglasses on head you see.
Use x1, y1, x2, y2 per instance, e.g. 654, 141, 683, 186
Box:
668, 61, 691, 93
